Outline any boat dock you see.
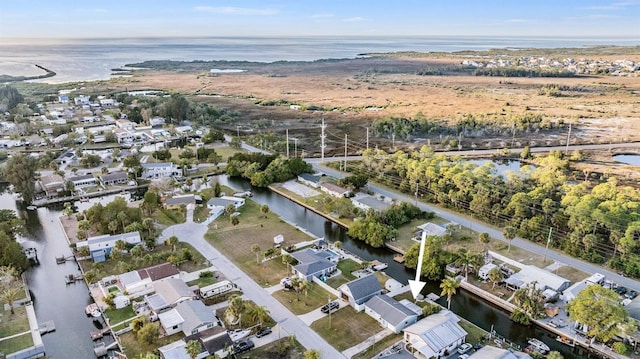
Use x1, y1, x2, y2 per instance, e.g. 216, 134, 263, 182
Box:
65, 273, 83, 284
38, 321, 55, 335
56, 255, 75, 264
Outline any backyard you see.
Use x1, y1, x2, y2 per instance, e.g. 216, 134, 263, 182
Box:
241, 336, 306, 359
120, 331, 183, 358
310, 305, 385, 351
272, 282, 337, 315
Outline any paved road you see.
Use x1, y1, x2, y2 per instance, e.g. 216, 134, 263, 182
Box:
312, 164, 640, 293
161, 218, 345, 359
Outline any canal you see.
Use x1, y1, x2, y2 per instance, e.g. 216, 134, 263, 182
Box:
218, 176, 590, 358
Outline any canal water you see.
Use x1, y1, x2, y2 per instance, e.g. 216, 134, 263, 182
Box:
6, 174, 589, 358
218, 176, 589, 358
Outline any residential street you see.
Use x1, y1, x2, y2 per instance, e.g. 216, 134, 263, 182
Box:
312, 164, 640, 293
161, 213, 345, 359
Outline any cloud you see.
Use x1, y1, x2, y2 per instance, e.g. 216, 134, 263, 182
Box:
93, 8, 108, 13
342, 16, 365, 22
194, 6, 277, 15
567, 14, 618, 20
504, 19, 530, 23
311, 13, 335, 19
581, 1, 635, 10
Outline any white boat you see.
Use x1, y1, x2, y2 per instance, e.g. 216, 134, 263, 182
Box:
528, 338, 550, 353
228, 329, 251, 342
370, 260, 388, 271
26, 205, 37, 211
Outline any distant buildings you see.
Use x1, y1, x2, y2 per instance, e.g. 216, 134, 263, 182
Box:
141, 162, 181, 179
77, 231, 142, 262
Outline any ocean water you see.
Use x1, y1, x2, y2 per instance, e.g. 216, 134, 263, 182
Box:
0, 36, 638, 83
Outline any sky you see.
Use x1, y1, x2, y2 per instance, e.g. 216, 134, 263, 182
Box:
0, 0, 639, 39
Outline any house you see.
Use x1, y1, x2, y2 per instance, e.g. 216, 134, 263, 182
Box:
77, 231, 141, 262
115, 119, 136, 131
68, 174, 96, 189
297, 173, 321, 188
158, 300, 217, 336
115, 128, 135, 144
164, 194, 197, 209
58, 94, 69, 104
118, 262, 180, 297
99, 98, 115, 108
141, 162, 181, 179
38, 174, 66, 198
403, 312, 467, 359
187, 327, 233, 359
416, 222, 447, 238
175, 125, 193, 134
351, 195, 390, 212
468, 345, 532, 358
478, 263, 499, 281
145, 277, 196, 313
338, 274, 383, 311
364, 295, 419, 333
503, 265, 571, 292
74, 95, 91, 106
206, 196, 245, 210
150, 117, 165, 127
99, 171, 129, 186
289, 248, 337, 281
320, 182, 351, 198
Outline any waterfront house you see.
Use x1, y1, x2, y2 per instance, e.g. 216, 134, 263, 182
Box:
468, 345, 531, 358
187, 327, 233, 358
503, 265, 571, 293
297, 173, 321, 188
141, 162, 181, 179
351, 194, 390, 212
364, 294, 419, 333
290, 248, 337, 281
164, 194, 198, 209
146, 277, 196, 313
320, 182, 351, 198
74, 95, 91, 106
175, 125, 193, 134
478, 263, 499, 281
338, 274, 383, 311
99, 171, 129, 186
158, 300, 217, 336
206, 196, 245, 211
118, 262, 180, 297
38, 174, 66, 198
403, 311, 467, 359
68, 174, 97, 189
54, 150, 77, 165
78, 231, 141, 262
115, 128, 135, 144
416, 222, 447, 238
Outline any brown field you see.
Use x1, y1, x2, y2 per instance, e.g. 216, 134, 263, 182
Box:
91, 51, 640, 157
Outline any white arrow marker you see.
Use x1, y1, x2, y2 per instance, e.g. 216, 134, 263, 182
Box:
408, 230, 428, 299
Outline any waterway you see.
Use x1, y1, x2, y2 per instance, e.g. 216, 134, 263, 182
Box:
218, 175, 590, 358
614, 154, 640, 166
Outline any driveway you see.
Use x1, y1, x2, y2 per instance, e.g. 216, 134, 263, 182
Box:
161, 220, 345, 359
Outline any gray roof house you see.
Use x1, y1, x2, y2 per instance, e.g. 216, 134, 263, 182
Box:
76, 231, 141, 262
403, 311, 467, 359
351, 195, 390, 212
99, 171, 129, 186
338, 274, 383, 311
146, 277, 196, 313
158, 300, 217, 336
186, 326, 233, 359
297, 173, 321, 188
364, 295, 419, 333
290, 249, 337, 281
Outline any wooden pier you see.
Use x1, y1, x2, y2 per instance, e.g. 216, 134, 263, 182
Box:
64, 273, 83, 284
56, 255, 75, 264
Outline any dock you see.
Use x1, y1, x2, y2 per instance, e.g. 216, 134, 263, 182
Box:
56, 255, 75, 264
393, 255, 405, 263
31, 183, 149, 207
38, 320, 55, 335
65, 273, 83, 284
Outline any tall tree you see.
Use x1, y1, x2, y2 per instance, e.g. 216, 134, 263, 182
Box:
488, 267, 503, 290
166, 235, 179, 252
303, 349, 321, 359
251, 244, 261, 265
0, 266, 24, 314
185, 340, 202, 359
260, 204, 270, 218
503, 226, 518, 253
440, 278, 459, 310
3, 153, 39, 204
247, 305, 270, 327
566, 285, 628, 343
478, 232, 491, 252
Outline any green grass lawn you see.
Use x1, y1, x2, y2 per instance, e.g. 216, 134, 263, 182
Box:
215, 300, 276, 330
193, 205, 210, 223
310, 306, 383, 351
153, 207, 186, 226
352, 333, 402, 359
272, 283, 337, 315
337, 259, 360, 280
104, 306, 136, 326
459, 319, 488, 344
186, 275, 217, 288
120, 330, 183, 358
0, 306, 30, 337
243, 337, 306, 359
325, 275, 350, 289
0, 334, 34, 354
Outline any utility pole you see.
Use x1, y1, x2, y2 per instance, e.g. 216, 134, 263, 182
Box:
543, 227, 553, 262
565, 122, 572, 155
414, 182, 419, 206
328, 297, 332, 329
392, 133, 395, 151
320, 118, 326, 163
294, 138, 298, 158
286, 129, 290, 158
344, 134, 348, 172
366, 127, 369, 150
236, 125, 240, 138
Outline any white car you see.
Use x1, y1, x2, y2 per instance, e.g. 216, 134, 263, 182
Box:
457, 343, 473, 354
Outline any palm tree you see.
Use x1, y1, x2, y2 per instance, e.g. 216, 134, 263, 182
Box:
478, 232, 491, 252
488, 266, 503, 290
228, 294, 245, 320
114, 239, 127, 253
440, 278, 460, 310
108, 220, 119, 234
185, 340, 202, 359
142, 218, 155, 238
251, 244, 261, 265
117, 211, 127, 232
299, 280, 309, 298
0, 280, 23, 315
333, 240, 343, 251
260, 204, 270, 218
303, 349, 321, 359
231, 216, 240, 226
455, 248, 482, 279
166, 235, 179, 252
546, 351, 563, 359
503, 226, 517, 253
290, 276, 302, 301
247, 305, 271, 328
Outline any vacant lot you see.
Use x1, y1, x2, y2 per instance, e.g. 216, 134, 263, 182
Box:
272, 283, 337, 315
205, 198, 315, 286
311, 305, 384, 351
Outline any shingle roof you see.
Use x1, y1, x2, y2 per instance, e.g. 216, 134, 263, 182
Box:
165, 194, 195, 206
291, 249, 336, 276
176, 300, 216, 334
138, 262, 179, 281
365, 295, 417, 327
100, 171, 128, 182
344, 275, 382, 302
298, 173, 320, 183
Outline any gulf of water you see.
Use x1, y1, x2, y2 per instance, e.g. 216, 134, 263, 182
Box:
1, 36, 639, 83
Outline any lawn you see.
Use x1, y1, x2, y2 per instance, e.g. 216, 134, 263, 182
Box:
337, 259, 360, 280
120, 330, 184, 358
491, 242, 553, 268
104, 306, 136, 326
0, 334, 34, 354
243, 337, 306, 359
554, 265, 589, 283
310, 305, 383, 351
152, 207, 186, 226
205, 198, 315, 287
269, 184, 355, 227
210, 143, 246, 162
325, 275, 349, 289
193, 205, 210, 223
459, 319, 488, 344
215, 300, 276, 330
272, 283, 337, 315
352, 333, 403, 359
0, 306, 30, 337
186, 275, 218, 288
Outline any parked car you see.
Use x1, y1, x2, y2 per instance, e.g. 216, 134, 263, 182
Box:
256, 327, 272, 338
457, 343, 473, 354
321, 301, 340, 314
234, 340, 255, 354
615, 286, 628, 295
625, 290, 638, 299
458, 355, 470, 359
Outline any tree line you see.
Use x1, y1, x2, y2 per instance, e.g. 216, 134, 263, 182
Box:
226, 153, 312, 187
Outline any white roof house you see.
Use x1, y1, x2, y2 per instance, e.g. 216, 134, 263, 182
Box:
158, 300, 217, 336
77, 231, 141, 262
351, 195, 390, 212
364, 295, 419, 333
146, 277, 196, 313
416, 222, 447, 237
141, 162, 181, 179
504, 265, 571, 292
469, 346, 531, 359
403, 312, 467, 359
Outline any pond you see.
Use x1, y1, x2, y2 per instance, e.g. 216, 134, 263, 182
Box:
465, 159, 535, 179
614, 154, 640, 166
